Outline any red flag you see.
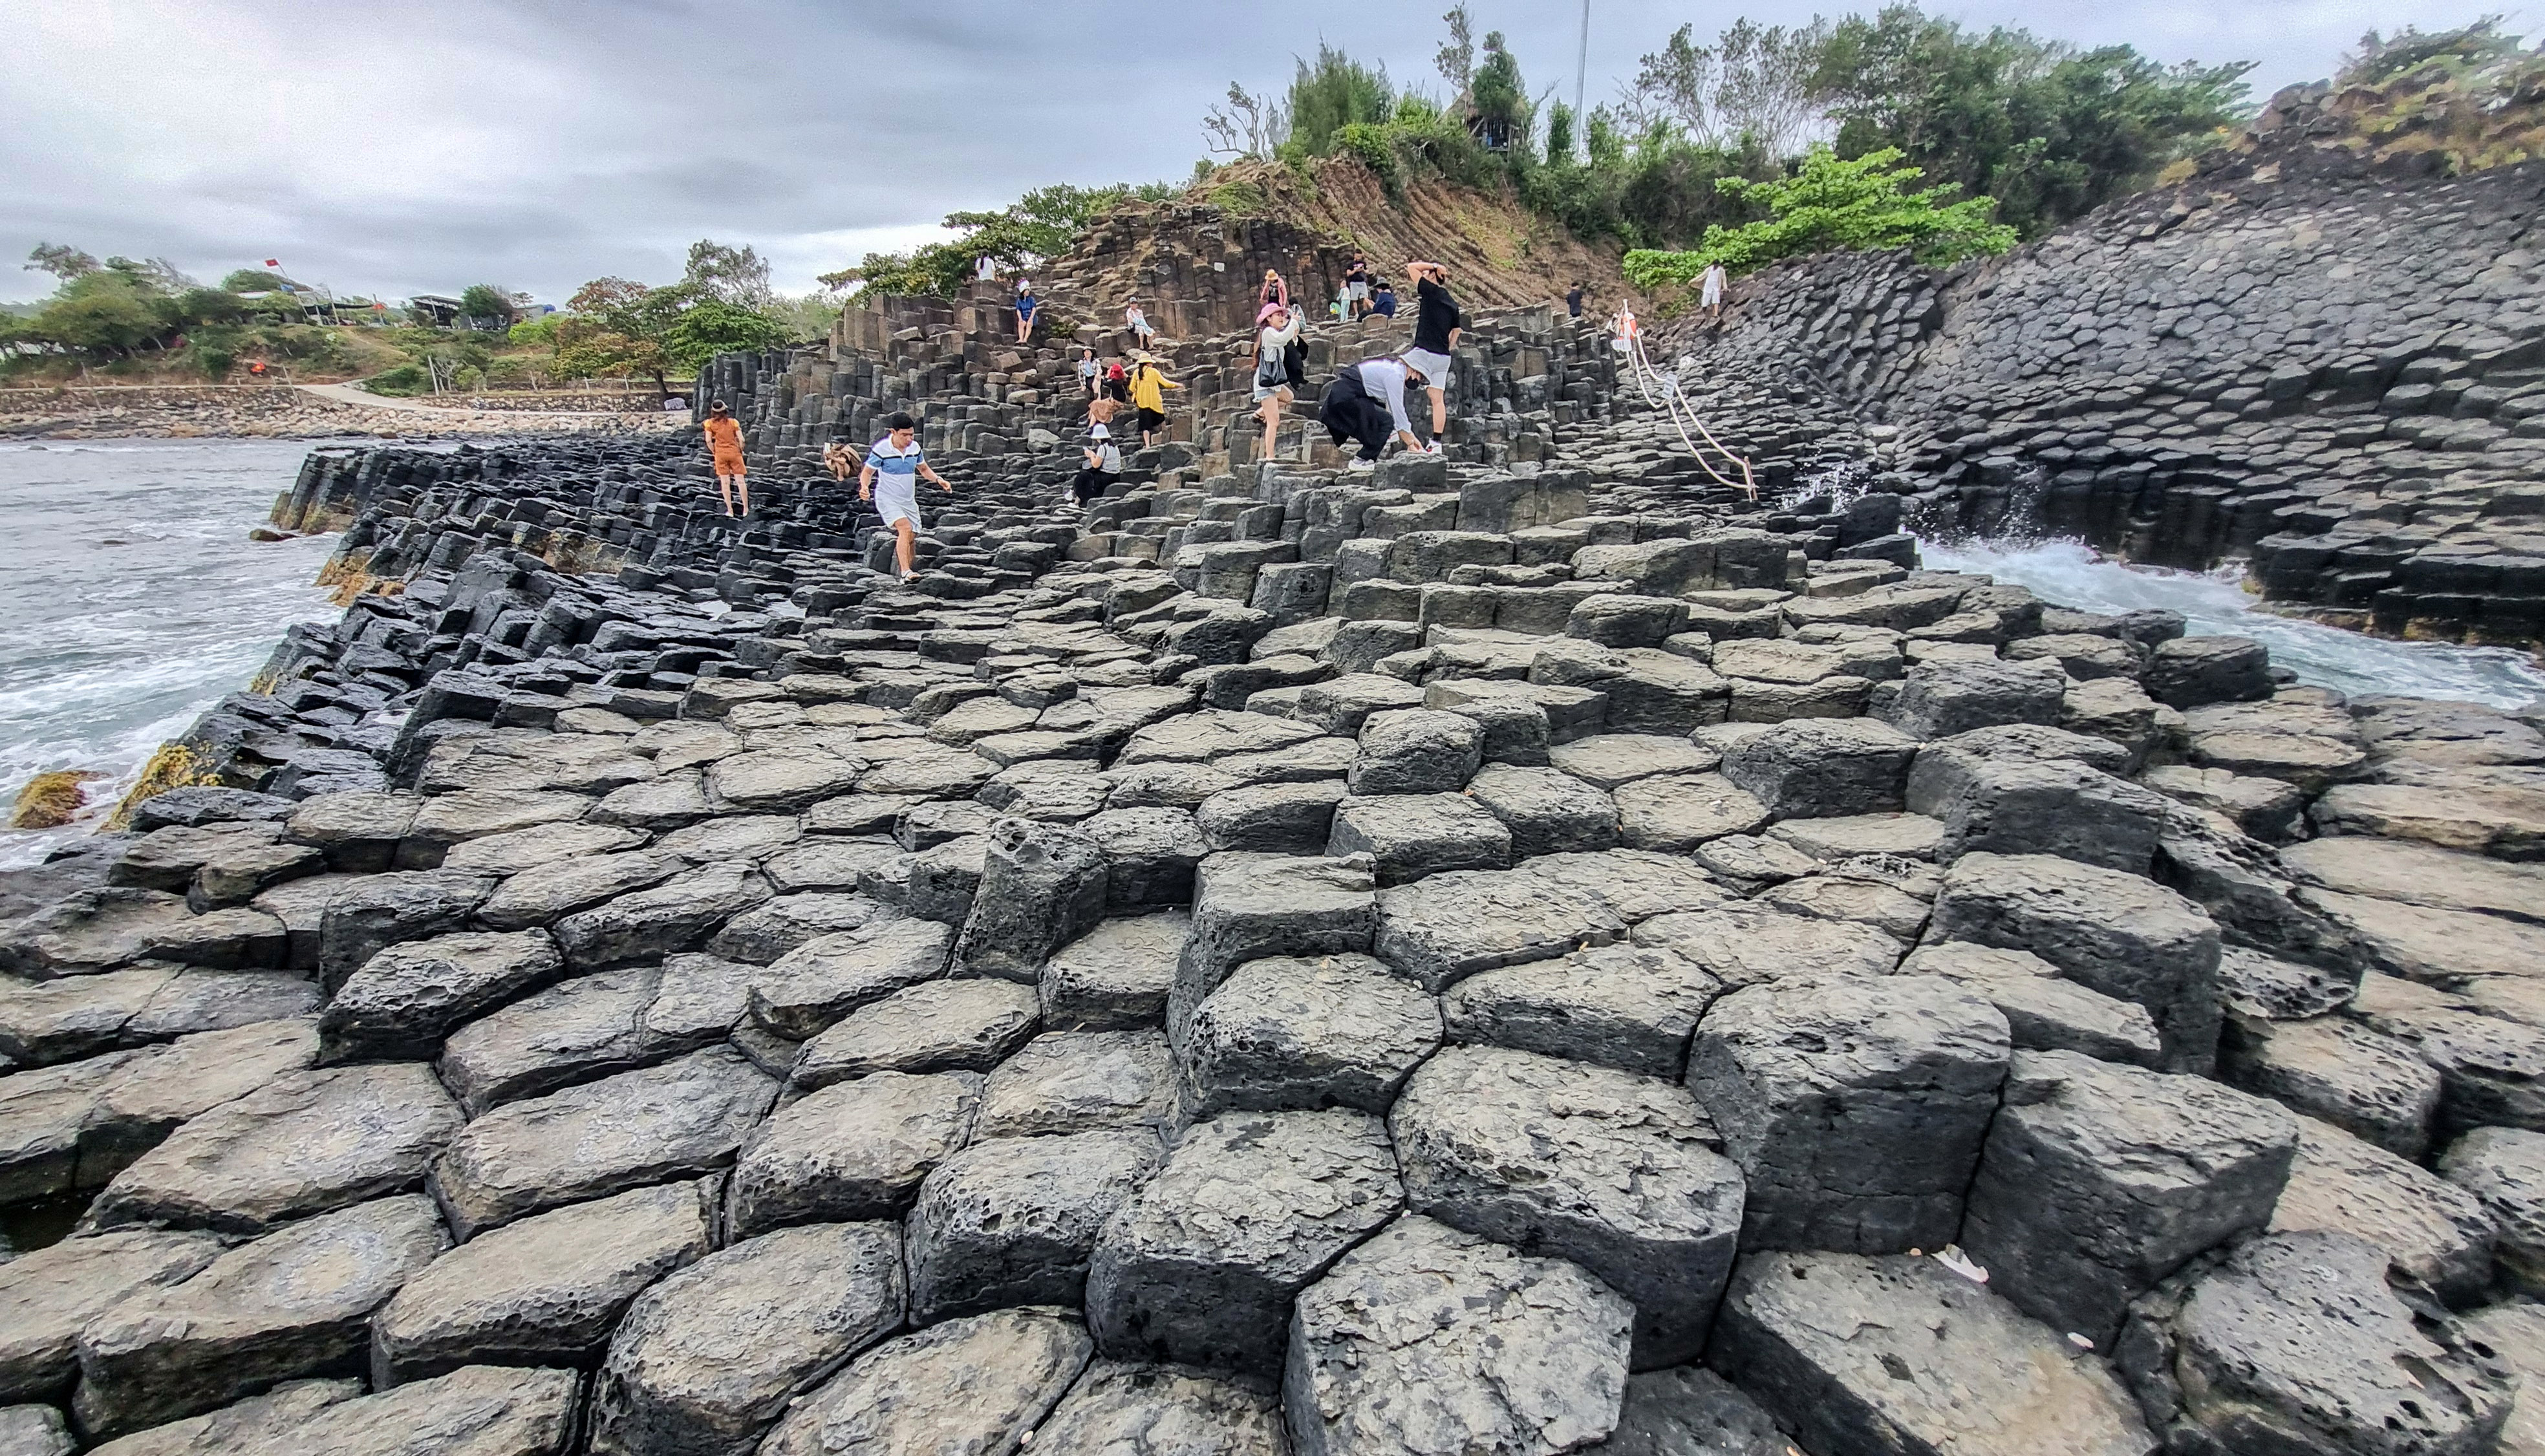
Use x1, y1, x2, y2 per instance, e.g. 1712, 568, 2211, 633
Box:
264, 259, 280, 268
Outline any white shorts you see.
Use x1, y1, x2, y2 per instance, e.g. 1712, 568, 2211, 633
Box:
1401, 347, 1452, 389
874, 477, 921, 530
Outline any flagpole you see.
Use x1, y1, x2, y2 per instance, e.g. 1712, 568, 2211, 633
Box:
1574, 0, 1590, 138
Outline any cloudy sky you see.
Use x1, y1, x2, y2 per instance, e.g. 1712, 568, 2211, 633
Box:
0, 0, 2511, 306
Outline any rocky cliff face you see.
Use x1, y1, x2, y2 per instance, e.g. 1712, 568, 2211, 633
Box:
1666, 134, 2545, 647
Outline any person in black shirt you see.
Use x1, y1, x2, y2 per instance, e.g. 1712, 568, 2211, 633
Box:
1566, 281, 1585, 318
1400, 259, 1460, 451
1344, 253, 1370, 319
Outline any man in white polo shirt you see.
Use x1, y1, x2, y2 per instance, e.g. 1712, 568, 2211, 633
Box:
858, 411, 952, 579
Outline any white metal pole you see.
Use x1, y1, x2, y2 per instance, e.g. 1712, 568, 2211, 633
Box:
1574, 0, 1590, 144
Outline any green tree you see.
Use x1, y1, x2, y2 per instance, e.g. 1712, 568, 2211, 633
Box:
660, 295, 788, 369
1811, 5, 2251, 236
220, 268, 288, 292
25, 243, 99, 281
2343, 15, 2523, 85
680, 240, 773, 310
822, 181, 1162, 301
27, 272, 164, 356
544, 276, 789, 394
1285, 44, 1394, 156
457, 284, 517, 326
27, 242, 97, 279
1468, 30, 1529, 151
1624, 143, 2016, 283
177, 286, 248, 325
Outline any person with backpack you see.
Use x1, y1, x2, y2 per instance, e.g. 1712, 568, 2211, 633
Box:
1250, 302, 1305, 463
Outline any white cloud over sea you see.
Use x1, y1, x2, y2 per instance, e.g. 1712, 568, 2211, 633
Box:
0, 0, 2515, 305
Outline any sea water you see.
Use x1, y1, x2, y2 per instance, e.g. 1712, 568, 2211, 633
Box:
1922, 537, 2545, 710
0, 438, 345, 867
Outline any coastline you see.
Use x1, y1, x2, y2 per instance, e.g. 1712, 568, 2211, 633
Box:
0, 383, 691, 442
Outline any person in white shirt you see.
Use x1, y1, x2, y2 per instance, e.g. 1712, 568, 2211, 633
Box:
1072, 406, 1123, 508
857, 411, 953, 579
1317, 355, 1429, 472
1250, 303, 1304, 463
1700, 262, 1729, 319
1124, 299, 1155, 349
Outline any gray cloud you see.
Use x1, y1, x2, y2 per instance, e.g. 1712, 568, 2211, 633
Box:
0, 0, 2500, 306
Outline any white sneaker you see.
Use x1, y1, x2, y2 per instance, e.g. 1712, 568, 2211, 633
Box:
1345, 458, 1378, 473
1421, 441, 1443, 455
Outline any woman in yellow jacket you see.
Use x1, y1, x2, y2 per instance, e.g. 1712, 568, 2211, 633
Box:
1127, 354, 1179, 449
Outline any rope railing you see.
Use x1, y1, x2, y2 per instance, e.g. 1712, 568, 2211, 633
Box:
1611, 312, 1758, 501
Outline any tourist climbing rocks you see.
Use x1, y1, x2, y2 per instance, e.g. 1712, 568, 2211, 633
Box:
1701, 261, 1729, 321
1128, 355, 1179, 449
858, 411, 952, 579
1073, 401, 1123, 508
1319, 353, 1428, 471
822, 439, 852, 483
1124, 298, 1156, 351
1260, 269, 1289, 312
1015, 281, 1038, 345
702, 401, 749, 517
1567, 281, 1586, 318
1104, 356, 1130, 403
1077, 347, 1101, 398
1345, 253, 1371, 319
1404, 259, 1461, 451
1251, 302, 1305, 463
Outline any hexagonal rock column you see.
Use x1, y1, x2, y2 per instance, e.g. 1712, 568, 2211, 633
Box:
953, 818, 1109, 983
1687, 974, 2010, 1256
904, 1129, 1164, 1323
1088, 1109, 1402, 1373
1928, 851, 2223, 1073
1031, 1360, 1289, 1455
1178, 954, 1442, 1119
1710, 1250, 2158, 1456
1719, 718, 1919, 820
371, 1178, 716, 1386
73, 1194, 449, 1438
84, 1062, 461, 1235
590, 1221, 906, 1456
1170, 854, 1377, 1049
1905, 735, 2169, 872
1962, 1050, 2297, 1347
2117, 1231, 2513, 1456
1284, 1215, 1635, 1456
757, 1307, 1093, 1456
1390, 1045, 1743, 1368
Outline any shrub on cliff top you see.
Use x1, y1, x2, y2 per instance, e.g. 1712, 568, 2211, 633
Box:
1623, 144, 2016, 285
